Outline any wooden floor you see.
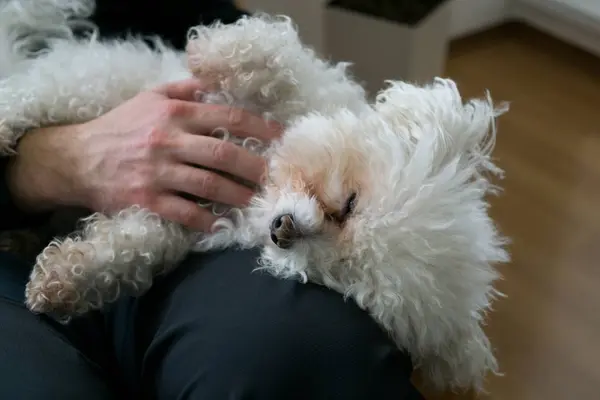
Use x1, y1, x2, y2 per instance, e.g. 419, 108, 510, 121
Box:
416, 23, 600, 400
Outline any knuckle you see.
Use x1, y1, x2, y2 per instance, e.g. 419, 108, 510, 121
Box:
128, 188, 154, 209
211, 141, 237, 167
198, 172, 219, 199
145, 127, 171, 151
162, 100, 188, 118
177, 204, 199, 227
125, 168, 157, 205
227, 107, 247, 128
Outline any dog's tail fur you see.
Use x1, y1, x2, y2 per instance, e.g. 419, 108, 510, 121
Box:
0, 0, 96, 79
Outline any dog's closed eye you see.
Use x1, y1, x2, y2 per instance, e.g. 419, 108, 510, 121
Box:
341, 192, 357, 219
328, 192, 357, 224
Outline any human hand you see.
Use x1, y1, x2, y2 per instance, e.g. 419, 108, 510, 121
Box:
7, 78, 281, 232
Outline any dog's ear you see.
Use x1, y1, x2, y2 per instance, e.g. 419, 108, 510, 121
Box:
372, 78, 509, 178
370, 79, 510, 392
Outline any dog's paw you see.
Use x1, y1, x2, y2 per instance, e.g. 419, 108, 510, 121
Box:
25, 239, 101, 321
25, 267, 86, 323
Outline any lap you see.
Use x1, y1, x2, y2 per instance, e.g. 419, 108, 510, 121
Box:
109, 249, 423, 399
0, 248, 423, 399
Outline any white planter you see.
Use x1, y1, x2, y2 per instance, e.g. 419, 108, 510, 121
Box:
324, 2, 452, 97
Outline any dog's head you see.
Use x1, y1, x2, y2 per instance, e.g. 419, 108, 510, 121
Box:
252, 107, 377, 276
250, 78, 510, 391
254, 78, 508, 280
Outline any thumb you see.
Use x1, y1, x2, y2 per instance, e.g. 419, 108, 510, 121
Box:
153, 78, 213, 102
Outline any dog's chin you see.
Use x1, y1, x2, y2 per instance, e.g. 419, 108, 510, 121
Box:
257, 230, 345, 283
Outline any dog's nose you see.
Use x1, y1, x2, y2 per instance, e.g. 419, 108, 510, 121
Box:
270, 213, 297, 249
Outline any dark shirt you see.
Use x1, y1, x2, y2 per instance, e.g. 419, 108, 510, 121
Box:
91, 0, 248, 49
0, 0, 248, 232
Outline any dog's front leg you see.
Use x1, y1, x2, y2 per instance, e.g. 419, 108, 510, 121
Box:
24, 206, 193, 321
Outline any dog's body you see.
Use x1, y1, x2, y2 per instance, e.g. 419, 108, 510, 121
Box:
0, 0, 509, 393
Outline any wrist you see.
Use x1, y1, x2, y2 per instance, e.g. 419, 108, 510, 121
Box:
5, 124, 88, 213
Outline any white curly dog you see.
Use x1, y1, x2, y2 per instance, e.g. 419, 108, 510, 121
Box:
0, 0, 510, 393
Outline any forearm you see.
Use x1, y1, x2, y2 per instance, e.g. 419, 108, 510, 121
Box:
0, 157, 46, 231
0, 0, 250, 234
1, 125, 86, 230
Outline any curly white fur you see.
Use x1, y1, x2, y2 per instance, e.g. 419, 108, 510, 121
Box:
0, 0, 510, 393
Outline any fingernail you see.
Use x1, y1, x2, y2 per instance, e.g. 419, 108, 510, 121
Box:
259, 168, 269, 186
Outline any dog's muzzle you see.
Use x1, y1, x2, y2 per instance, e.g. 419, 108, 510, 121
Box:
270, 214, 299, 249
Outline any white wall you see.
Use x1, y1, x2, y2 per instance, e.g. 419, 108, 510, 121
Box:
450, 0, 507, 39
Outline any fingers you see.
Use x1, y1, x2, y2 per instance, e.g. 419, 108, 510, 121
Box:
180, 102, 282, 142
154, 79, 283, 142
152, 194, 218, 232
171, 134, 267, 185
158, 163, 255, 208
154, 78, 212, 102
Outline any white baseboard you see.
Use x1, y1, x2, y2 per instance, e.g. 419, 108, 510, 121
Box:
445, 0, 600, 57
510, 0, 600, 57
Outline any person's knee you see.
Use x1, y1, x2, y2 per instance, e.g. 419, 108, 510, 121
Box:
287, 286, 416, 388
204, 284, 416, 398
